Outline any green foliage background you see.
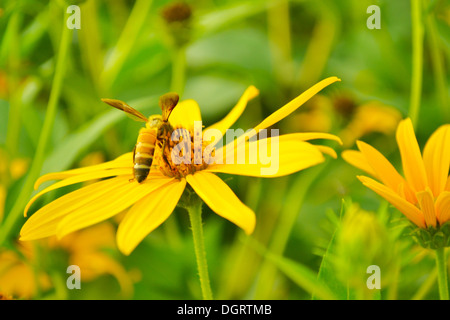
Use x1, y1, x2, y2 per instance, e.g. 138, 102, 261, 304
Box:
0, 0, 448, 299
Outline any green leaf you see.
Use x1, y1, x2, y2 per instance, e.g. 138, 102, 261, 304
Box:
248, 237, 337, 300
39, 109, 122, 176
312, 231, 350, 300
313, 199, 359, 300
183, 75, 250, 119
264, 250, 338, 300
0, 99, 9, 144
196, 0, 268, 36
187, 28, 272, 73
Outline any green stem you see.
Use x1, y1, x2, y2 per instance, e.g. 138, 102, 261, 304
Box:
5, 8, 22, 158
435, 247, 449, 300
100, 0, 153, 92
295, 1, 337, 90
409, 0, 424, 129
267, 0, 292, 86
0, 14, 72, 247
170, 46, 186, 96
254, 163, 327, 298
187, 198, 213, 300
424, 2, 449, 121
412, 268, 437, 300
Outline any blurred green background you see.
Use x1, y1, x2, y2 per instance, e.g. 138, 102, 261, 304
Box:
0, 0, 449, 299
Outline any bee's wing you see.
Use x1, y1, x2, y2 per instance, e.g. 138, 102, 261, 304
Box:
102, 98, 148, 122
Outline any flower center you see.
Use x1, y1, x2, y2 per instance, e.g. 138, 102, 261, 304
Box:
154, 126, 209, 179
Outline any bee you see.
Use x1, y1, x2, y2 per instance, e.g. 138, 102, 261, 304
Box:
101, 93, 179, 183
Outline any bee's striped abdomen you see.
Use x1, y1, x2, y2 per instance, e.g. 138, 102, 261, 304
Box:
134, 128, 157, 183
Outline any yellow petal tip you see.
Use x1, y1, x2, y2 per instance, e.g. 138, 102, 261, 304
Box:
34, 175, 48, 190
118, 246, 132, 256
24, 204, 31, 217
247, 85, 260, 98
356, 175, 369, 183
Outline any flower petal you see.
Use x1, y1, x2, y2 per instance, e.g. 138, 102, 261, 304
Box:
435, 191, 450, 224
291, 132, 343, 145
20, 177, 131, 240
169, 99, 202, 132
25, 168, 133, 217
396, 118, 428, 192
34, 153, 133, 189
55, 175, 174, 239
207, 134, 326, 178
355, 140, 416, 203
204, 86, 259, 136
252, 77, 340, 134
186, 172, 255, 234
314, 145, 337, 159
116, 179, 186, 255
416, 187, 437, 228
341, 150, 377, 177
358, 175, 426, 228
423, 124, 450, 197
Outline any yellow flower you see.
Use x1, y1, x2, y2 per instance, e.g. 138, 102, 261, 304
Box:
343, 118, 450, 231
0, 243, 51, 299
54, 223, 134, 297
21, 77, 341, 255
338, 101, 402, 148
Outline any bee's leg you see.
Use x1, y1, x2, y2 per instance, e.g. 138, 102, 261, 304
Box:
161, 138, 171, 167
129, 146, 136, 182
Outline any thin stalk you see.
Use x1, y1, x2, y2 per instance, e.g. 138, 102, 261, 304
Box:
0, 15, 72, 246
5, 9, 22, 158
170, 46, 186, 96
267, 0, 292, 86
424, 3, 449, 121
435, 247, 449, 300
187, 198, 213, 300
254, 163, 327, 298
409, 0, 424, 129
412, 268, 437, 300
100, 0, 153, 92
295, 2, 338, 91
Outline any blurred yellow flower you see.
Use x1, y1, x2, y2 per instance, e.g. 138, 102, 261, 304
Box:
343, 118, 450, 231
9, 158, 30, 180
0, 243, 51, 299
0, 149, 30, 222
54, 223, 134, 297
287, 92, 402, 147
287, 95, 334, 133
0, 71, 7, 99
0, 223, 132, 299
79, 151, 105, 168
339, 101, 402, 147
21, 77, 341, 255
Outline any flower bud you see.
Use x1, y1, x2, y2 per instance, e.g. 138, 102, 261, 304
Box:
160, 2, 192, 48
334, 205, 395, 290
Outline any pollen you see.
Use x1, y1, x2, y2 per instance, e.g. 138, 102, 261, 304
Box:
154, 126, 208, 179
